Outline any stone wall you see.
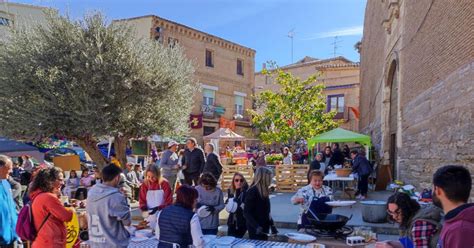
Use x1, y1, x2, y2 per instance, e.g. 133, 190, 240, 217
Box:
360, 0, 474, 201
398, 62, 474, 202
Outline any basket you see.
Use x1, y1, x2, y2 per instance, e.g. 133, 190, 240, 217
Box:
335, 168, 352, 177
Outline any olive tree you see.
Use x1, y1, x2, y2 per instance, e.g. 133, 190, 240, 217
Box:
0, 12, 196, 168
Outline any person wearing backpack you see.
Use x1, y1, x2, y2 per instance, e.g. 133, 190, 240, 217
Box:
0, 155, 18, 248
29, 167, 73, 248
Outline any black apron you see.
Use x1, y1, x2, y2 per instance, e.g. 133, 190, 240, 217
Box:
301, 188, 332, 227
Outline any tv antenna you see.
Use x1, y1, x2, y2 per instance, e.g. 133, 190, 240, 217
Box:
287, 28, 295, 63
330, 36, 342, 58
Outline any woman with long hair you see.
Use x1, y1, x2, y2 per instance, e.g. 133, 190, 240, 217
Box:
243, 167, 278, 240
376, 192, 442, 248
282, 147, 293, 165
139, 166, 172, 227
226, 172, 249, 238
155, 185, 205, 248
29, 167, 73, 248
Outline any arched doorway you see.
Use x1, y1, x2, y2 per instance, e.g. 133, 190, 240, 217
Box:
387, 61, 399, 178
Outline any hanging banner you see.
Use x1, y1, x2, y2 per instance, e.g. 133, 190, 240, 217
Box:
348, 106, 360, 120
190, 114, 203, 129
219, 117, 236, 131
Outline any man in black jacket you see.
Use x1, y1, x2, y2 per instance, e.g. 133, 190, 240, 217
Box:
182, 138, 206, 186
351, 150, 373, 200
203, 143, 222, 181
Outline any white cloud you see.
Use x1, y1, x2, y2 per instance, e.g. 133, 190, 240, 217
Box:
302, 25, 363, 40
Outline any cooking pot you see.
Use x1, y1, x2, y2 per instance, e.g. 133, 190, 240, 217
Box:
306, 209, 352, 230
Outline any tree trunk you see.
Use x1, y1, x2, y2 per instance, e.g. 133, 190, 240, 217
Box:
114, 135, 129, 168
74, 136, 108, 170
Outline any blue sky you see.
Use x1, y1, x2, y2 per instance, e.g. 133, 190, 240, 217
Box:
14, 0, 367, 71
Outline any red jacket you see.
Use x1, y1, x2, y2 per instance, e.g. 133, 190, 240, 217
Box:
439, 203, 474, 248
30, 190, 73, 248
139, 179, 173, 211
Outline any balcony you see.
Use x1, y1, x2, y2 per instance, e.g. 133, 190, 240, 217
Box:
333, 107, 350, 121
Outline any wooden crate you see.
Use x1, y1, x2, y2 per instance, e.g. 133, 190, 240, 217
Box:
275, 164, 309, 192
220, 164, 254, 191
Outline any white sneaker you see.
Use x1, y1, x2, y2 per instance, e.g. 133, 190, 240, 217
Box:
360, 196, 366, 200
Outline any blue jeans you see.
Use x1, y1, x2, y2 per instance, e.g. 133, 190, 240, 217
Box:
202, 228, 218, 235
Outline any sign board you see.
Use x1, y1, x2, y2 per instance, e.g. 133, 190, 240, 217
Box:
53, 155, 81, 171
131, 140, 149, 156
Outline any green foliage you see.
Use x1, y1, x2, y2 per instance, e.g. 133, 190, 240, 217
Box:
0, 12, 196, 167
0, 12, 196, 141
248, 67, 339, 144
265, 153, 283, 165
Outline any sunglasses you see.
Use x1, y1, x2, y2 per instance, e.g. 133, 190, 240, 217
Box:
234, 179, 244, 183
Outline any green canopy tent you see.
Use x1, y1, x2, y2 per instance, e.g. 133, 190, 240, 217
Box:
307, 127, 372, 160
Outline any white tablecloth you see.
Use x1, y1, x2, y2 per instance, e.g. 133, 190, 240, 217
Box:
128, 237, 307, 248
323, 174, 356, 181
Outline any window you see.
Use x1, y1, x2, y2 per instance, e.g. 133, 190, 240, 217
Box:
237, 59, 244, 75
154, 27, 162, 43
203, 89, 215, 106
265, 75, 270, 85
168, 37, 178, 48
0, 17, 11, 26
328, 94, 345, 118
235, 95, 244, 115
203, 126, 215, 136
205, 49, 214, 67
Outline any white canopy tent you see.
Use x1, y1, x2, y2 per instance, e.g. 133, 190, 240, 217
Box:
203, 128, 246, 155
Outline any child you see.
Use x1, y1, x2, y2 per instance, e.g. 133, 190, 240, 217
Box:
291, 170, 333, 230
64, 170, 79, 199
195, 172, 225, 235
75, 169, 95, 200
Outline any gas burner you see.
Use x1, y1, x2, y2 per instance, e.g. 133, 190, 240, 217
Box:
305, 226, 353, 240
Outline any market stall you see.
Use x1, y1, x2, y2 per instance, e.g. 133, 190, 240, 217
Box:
0, 136, 44, 162
203, 128, 247, 165
307, 128, 372, 161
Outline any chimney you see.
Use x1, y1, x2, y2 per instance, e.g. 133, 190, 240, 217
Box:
262, 63, 266, 70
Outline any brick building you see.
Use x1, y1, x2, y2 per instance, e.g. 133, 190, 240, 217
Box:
255, 56, 360, 131
113, 15, 256, 145
359, 0, 474, 200
0, 2, 49, 41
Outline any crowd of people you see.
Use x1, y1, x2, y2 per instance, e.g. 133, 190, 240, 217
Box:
1, 137, 473, 248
